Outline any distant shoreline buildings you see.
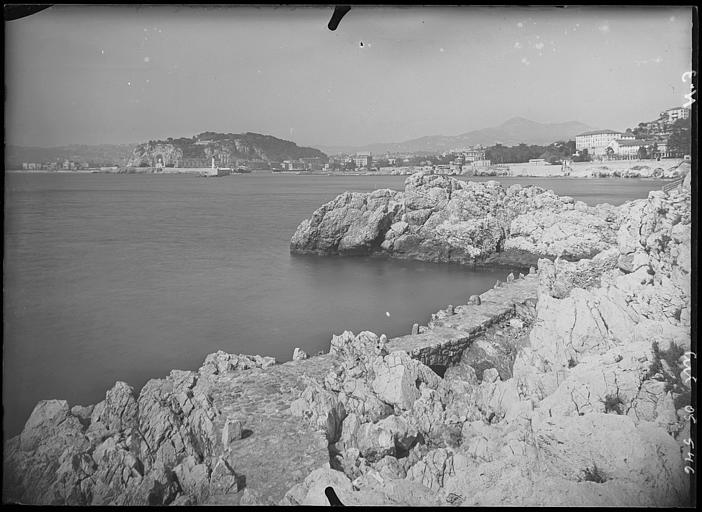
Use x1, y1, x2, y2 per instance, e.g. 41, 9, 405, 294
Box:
575, 106, 689, 161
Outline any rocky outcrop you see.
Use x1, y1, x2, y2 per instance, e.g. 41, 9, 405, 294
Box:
2, 351, 280, 506
127, 132, 326, 168
4, 172, 690, 507
285, 178, 691, 506
291, 172, 622, 266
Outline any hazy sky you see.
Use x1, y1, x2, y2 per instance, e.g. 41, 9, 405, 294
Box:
4, 5, 693, 148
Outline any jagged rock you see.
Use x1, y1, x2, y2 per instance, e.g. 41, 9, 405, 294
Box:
406, 448, 452, 491
371, 351, 440, 411
456, 339, 509, 382
291, 173, 619, 265
281, 466, 440, 506
467, 294, 481, 305
70, 404, 94, 427
292, 347, 308, 361
172, 455, 210, 504
444, 360, 479, 384
338, 378, 393, 423
506, 209, 617, 260
169, 495, 195, 506
208, 457, 239, 496
136, 371, 219, 472
482, 368, 500, 384
240, 487, 270, 505
537, 248, 620, 299
222, 418, 243, 446
199, 351, 276, 376
411, 323, 420, 335
290, 381, 347, 443
19, 400, 88, 454
280, 467, 354, 506
90, 381, 138, 433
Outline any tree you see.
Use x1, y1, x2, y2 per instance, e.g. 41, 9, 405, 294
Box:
573, 148, 591, 162
637, 145, 648, 160
667, 118, 691, 156
606, 146, 615, 160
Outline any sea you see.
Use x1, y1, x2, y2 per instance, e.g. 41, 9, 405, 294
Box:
2, 172, 666, 437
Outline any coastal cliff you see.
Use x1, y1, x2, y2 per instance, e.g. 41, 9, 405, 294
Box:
3, 172, 691, 506
291, 171, 619, 266
127, 132, 327, 168
285, 172, 692, 506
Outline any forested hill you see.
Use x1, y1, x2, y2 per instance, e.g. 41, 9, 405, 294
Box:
127, 132, 327, 167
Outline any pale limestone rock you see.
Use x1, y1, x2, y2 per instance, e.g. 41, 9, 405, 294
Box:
371, 351, 439, 411
172, 455, 210, 504
90, 381, 138, 433
208, 457, 238, 496
290, 381, 346, 443
292, 347, 308, 361
467, 294, 481, 305
222, 418, 243, 446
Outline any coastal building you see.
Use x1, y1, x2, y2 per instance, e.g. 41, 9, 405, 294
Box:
299, 157, 326, 171
354, 152, 372, 169
179, 157, 210, 168
575, 129, 632, 157
282, 160, 307, 171
607, 139, 648, 159
472, 159, 492, 168
661, 107, 690, 124
462, 146, 487, 162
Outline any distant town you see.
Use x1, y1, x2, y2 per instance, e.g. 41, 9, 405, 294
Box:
15, 106, 691, 177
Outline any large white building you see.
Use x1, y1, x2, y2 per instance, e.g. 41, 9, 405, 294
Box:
661, 107, 690, 124
575, 130, 634, 157
607, 139, 648, 159
354, 152, 373, 169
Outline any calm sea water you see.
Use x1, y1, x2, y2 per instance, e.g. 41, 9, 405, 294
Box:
2, 173, 665, 436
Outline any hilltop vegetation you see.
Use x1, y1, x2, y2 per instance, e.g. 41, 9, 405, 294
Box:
128, 132, 327, 167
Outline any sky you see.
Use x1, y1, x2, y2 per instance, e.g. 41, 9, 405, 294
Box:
4, 5, 694, 149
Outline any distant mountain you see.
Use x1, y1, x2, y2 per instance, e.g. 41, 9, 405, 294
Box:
127, 132, 327, 167
319, 117, 593, 155
5, 143, 138, 168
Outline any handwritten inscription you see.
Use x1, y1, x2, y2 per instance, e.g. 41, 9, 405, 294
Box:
681, 351, 696, 476
681, 71, 696, 109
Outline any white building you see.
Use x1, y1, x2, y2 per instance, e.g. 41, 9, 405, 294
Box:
575, 130, 632, 157
661, 107, 690, 124
607, 139, 648, 159
354, 152, 372, 169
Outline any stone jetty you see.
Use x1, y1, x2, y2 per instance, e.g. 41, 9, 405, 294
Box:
3, 171, 692, 506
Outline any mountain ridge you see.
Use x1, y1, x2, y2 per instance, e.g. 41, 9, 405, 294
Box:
319, 117, 593, 155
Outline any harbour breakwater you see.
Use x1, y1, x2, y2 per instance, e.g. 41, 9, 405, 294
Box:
3, 171, 692, 506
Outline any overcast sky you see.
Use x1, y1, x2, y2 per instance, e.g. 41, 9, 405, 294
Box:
4, 5, 693, 148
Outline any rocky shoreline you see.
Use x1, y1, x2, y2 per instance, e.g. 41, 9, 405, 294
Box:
290, 171, 622, 268
3, 171, 692, 506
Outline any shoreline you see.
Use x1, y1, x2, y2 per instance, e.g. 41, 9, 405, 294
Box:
3, 266, 540, 506
4, 169, 683, 181
3, 171, 692, 506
